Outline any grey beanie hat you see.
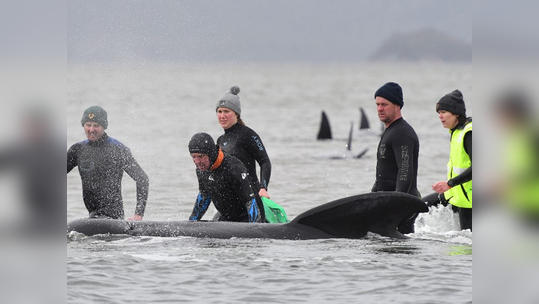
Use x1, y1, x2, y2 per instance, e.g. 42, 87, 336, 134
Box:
216, 86, 241, 116
81, 106, 108, 129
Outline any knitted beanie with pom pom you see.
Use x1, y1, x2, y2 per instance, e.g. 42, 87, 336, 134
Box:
216, 85, 241, 116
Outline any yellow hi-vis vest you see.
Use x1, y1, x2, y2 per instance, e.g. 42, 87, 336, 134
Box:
504, 128, 539, 215
444, 121, 472, 208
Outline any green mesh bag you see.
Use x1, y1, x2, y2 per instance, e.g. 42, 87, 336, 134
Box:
261, 197, 289, 223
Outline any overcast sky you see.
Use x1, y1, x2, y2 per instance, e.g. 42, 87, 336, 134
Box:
68, 0, 471, 63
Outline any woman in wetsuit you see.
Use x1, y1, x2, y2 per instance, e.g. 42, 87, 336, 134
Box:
431, 89, 472, 231
214, 86, 272, 199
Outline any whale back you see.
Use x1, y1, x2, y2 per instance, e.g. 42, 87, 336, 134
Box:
68, 193, 428, 240
291, 192, 428, 239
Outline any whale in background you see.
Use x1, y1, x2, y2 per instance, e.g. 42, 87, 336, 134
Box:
317, 110, 332, 140
314, 121, 368, 159
68, 192, 428, 240
317, 107, 384, 141
359, 106, 370, 130
355, 107, 385, 137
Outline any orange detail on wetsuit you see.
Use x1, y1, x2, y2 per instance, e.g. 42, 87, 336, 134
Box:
211, 148, 224, 171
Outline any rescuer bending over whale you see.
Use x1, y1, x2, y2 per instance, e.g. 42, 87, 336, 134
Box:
188, 132, 265, 223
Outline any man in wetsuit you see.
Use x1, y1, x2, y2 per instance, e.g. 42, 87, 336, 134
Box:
67, 106, 149, 220
188, 132, 265, 223
372, 82, 421, 234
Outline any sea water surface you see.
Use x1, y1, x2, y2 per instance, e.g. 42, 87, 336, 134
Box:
67, 62, 472, 303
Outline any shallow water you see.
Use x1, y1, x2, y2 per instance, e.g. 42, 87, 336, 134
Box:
67, 62, 472, 303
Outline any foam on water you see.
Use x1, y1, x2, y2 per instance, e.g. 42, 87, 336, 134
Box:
414, 205, 473, 245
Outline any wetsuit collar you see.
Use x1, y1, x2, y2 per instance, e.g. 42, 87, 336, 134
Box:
210, 148, 224, 171
88, 133, 108, 146
385, 117, 403, 129
224, 122, 241, 134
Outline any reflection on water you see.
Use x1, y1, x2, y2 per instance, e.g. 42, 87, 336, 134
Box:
375, 245, 421, 255
448, 245, 472, 256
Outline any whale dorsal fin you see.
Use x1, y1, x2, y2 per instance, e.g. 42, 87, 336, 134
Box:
346, 121, 353, 151
317, 111, 332, 140
359, 107, 370, 130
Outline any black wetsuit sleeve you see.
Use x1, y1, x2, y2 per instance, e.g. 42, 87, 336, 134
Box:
230, 162, 263, 222
233, 167, 257, 204
248, 131, 272, 190
463, 131, 472, 160
449, 131, 472, 186
392, 134, 418, 194
122, 149, 149, 216
67, 144, 79, 173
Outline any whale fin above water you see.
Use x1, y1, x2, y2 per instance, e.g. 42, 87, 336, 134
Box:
359, 107, 370, 130
315, 121, 369, 159
317, 111, 332, 140
346, 121, 353, 151
354, 147, 368, 159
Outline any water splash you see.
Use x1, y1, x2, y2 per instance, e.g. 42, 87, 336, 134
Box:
414, 205, 472, 245
416, 205, 461, 233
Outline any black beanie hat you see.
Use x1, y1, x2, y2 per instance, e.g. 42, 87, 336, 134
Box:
81, 106, 108, 129
436, 89, 466, 117
374, 82, 404, 108
188, 132, 219, 164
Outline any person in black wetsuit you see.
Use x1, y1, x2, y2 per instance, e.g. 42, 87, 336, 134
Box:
372, 82, 421, 234
67, 106, 149, 220
188, 132, 265, 223
215, 86, 272, 199
430, 90, 472, 231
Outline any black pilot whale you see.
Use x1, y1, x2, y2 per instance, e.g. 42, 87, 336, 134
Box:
68, 192, 428, 239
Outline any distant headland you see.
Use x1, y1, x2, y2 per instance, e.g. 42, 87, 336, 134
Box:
369, 29, 472, 62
